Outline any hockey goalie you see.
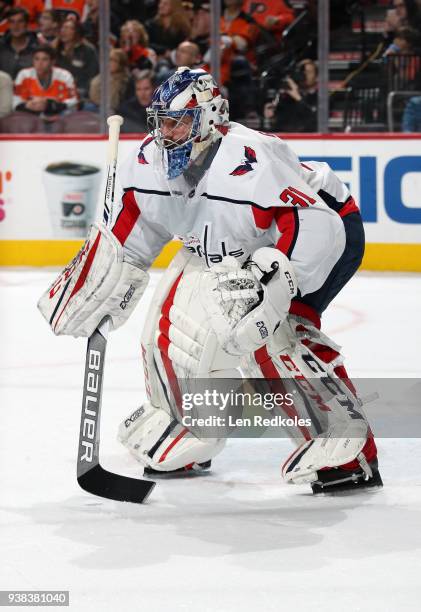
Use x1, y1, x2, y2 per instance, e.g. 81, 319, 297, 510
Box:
38, 67, 382, 494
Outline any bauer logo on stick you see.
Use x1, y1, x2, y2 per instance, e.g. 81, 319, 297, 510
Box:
80, 349, 101, 464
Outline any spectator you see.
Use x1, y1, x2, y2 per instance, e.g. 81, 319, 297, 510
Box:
383, 27, 421, 89
83, 0, 119, 48
182, 0, 195, 28
36, 10, 61, 46
145, 0, 191, 56
13, 45, 78, 119
190, 0, 210, 55
219, 0, 259, 119
242, 0, 294, 38
0, 69, 13, 117
44, 0, 88, 21
0, 7, 38, 78
190, 1, 232, 85
110, 0, 158, 29
174, 40, 201, 67
156, 40, 201, 83
117, 69, 155, 133
82, 0, 98, 45
0, 1, 12, 36
54, 16, 98, 102
384, 26, 421, 56
14, 0, 44, 31
88, 48, 130, 113
384, 0, 421, 41
220, 0, 259, 60
119, 19, 156, 71
402, 95, 421, 131
263, 58, 318, 132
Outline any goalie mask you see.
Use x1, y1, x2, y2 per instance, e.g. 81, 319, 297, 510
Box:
146, 67, 229, 185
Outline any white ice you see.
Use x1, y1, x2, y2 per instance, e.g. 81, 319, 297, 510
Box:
1, 269, 421, 612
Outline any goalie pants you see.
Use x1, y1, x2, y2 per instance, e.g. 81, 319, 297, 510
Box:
294, 212, 365, 315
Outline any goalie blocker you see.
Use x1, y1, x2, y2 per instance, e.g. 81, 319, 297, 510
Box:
38, 223, 149, 337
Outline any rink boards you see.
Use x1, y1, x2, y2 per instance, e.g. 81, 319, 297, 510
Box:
0, 133, 420, 271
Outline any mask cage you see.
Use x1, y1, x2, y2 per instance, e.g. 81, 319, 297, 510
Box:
146, 108, 202, 151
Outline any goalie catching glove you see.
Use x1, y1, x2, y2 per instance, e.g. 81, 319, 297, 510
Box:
38, 223, 149, 337
201, 247, 297, 355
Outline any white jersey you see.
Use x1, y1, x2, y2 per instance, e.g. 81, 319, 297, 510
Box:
112, 122, 359, 298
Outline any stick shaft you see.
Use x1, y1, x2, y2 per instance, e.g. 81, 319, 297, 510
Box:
103, 114, 123, 226
106, 115, 124, 164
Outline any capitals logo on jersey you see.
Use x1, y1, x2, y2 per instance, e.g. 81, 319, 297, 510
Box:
230, 146, 258, 176
183, 225, 244, 265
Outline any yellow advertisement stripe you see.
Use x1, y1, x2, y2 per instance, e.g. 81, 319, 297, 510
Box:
0, 240, 420, 271
362, 243, 421, 272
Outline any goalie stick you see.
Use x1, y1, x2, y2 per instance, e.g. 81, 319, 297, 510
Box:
77, 115, 156, 503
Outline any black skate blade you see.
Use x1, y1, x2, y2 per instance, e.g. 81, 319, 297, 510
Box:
144, 460, 212, 477
311, 466, 383, 495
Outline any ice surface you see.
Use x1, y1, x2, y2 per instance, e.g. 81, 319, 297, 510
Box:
0, 269, 420, 611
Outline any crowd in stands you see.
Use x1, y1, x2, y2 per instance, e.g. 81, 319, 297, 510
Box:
0, 1, 421, 132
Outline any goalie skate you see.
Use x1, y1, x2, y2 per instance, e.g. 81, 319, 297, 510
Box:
143, 460, 212, 476
311, 457, 383, 494
282, 430, 383, 494
308, 436, 383, 493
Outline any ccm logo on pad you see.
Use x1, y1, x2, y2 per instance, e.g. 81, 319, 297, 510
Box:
284, 271, 296, 295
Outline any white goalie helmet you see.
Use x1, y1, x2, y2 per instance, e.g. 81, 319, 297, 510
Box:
146, 67, 229, 180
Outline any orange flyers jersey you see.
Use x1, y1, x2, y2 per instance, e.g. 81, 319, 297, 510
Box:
242, 0, 295, 33
44, 0, 87, 19
220, 13, 259, 49
13, 66, 78, 109
220, 12, 259, 65
0, 18, 8, 35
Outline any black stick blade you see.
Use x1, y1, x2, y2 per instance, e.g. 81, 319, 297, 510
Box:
77, 321, 156, 504
78, 465, 155, 503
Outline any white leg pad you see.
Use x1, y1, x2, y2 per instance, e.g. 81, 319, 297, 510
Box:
140, 249, 192, 408
118, 403, 226, 472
